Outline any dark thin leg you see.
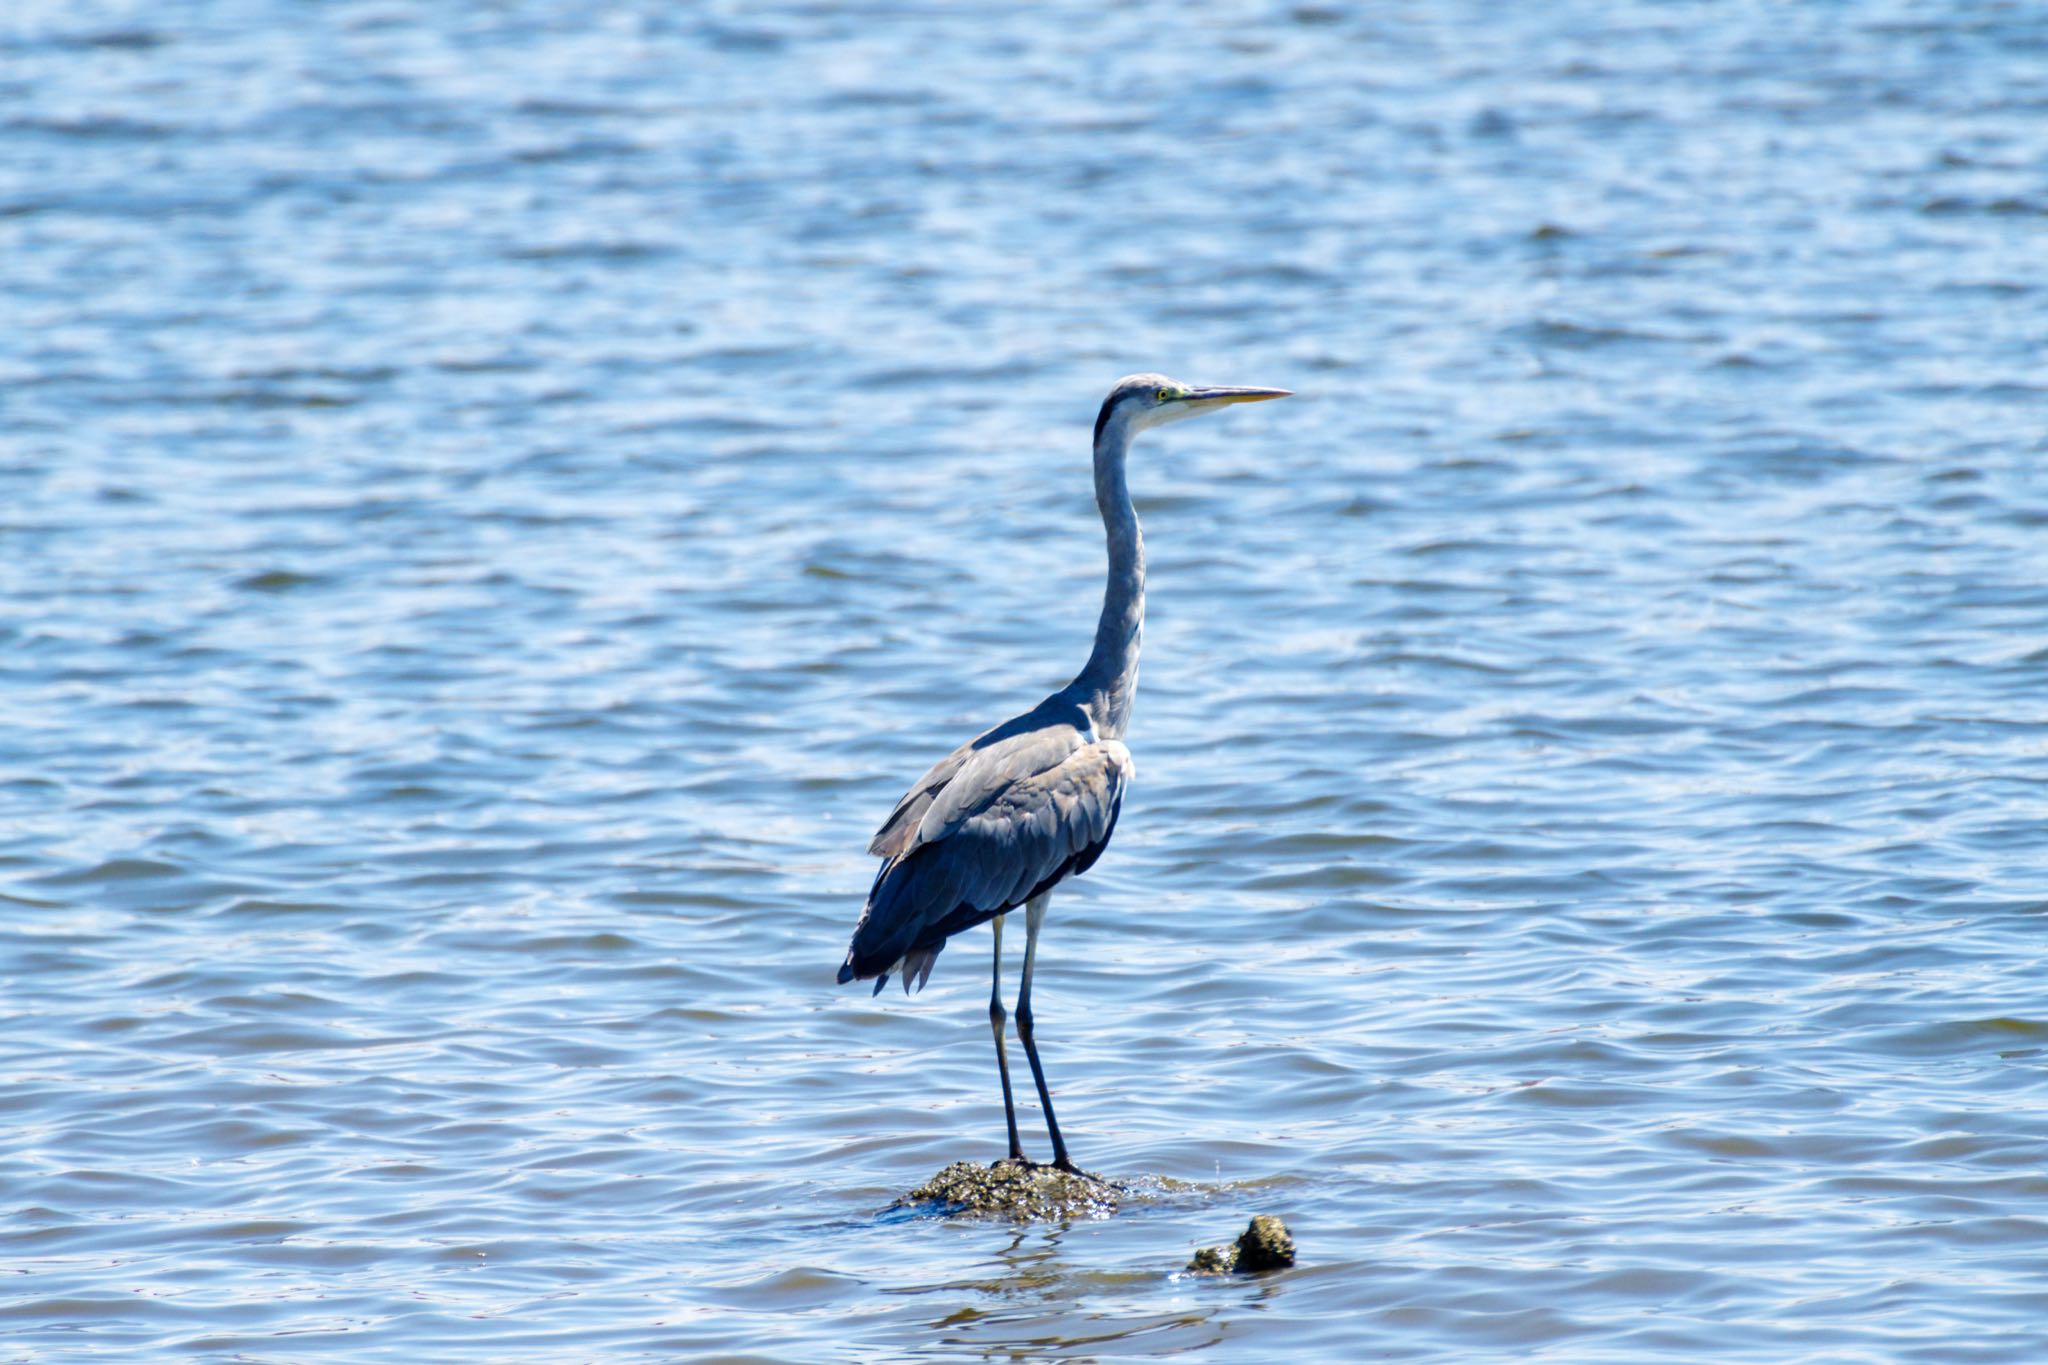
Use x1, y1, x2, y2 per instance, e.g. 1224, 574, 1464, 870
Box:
1017, 894, 1076, 1173
989, 913, 1024, 1162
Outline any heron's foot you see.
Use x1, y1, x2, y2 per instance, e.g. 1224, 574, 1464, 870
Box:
991, 1153, 1103, 1183
1010, 1154, 1105, 1183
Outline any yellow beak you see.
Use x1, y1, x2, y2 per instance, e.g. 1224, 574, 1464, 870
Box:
1181, 385, 1293, 409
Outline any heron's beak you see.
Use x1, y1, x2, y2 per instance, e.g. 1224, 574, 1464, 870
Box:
1180, 385, 1292, 411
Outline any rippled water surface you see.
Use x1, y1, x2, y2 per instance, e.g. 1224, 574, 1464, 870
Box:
5, 1, 2048, 1360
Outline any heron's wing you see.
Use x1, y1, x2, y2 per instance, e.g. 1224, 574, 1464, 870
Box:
867, 738, 977, 860
911, 722, 1091, 852
931, 736, 1131, 911
866, 699, 1090, 859
842, 727, 1131, 986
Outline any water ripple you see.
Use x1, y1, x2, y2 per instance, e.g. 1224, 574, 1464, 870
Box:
4, 0, 2048, 1361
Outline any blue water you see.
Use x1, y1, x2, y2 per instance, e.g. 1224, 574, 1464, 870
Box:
4, 1, 2047, 1359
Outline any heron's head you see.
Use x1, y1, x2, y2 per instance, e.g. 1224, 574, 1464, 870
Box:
1094, 373, 1292, 445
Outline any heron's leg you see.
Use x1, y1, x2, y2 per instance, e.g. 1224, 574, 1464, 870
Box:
1016, 893, 1076, 1173
989, 913, 1025, 1162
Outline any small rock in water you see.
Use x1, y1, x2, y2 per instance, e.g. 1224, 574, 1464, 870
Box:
895, 1159, 1122, 1221
1236, 1213, 1296, 1271
1188, 1214, 1296, 1274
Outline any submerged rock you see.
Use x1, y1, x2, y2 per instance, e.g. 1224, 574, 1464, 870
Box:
896, 1159, 1123, 1220
1187, 1214, 1296, 1274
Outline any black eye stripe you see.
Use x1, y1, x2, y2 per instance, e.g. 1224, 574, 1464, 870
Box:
1094, 382, 1170, 444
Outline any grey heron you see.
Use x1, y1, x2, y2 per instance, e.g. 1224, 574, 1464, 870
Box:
837, 374, 1290, 1172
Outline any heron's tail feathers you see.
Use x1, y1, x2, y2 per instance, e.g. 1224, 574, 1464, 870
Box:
837, 951, 891, 993
839, 849, 958, 995
901, 945, 940, 995
836, 933, 944, 997
839, 855, 923, 987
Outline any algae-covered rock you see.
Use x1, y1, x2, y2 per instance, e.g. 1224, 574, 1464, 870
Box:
1188, 1214, 1295, 1274
896, 1158, 1122, 1221
1235, 1214, 1295, 1271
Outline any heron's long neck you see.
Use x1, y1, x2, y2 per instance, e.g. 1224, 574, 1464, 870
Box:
1074, 420, 1144, 739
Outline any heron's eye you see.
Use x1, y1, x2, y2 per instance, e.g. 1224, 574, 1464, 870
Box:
1155, 387, 1173, 403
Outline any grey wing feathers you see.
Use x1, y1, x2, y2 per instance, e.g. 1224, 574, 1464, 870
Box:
842, 719, 1131, 990
924, 734, 1127, 908
914, 725, 1088, 850
867, 739, 975, 859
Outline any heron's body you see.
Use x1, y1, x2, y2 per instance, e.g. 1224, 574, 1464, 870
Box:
842, 696, 1131, 993
837, 374, 1289, 1171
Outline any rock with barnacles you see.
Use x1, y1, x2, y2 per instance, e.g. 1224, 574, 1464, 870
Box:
895, 1159, 1122, 1221
1235, 1214, 1296, 1270
1187, 1214, 1296, 1274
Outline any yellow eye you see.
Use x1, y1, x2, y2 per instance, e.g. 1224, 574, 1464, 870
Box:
1155, 387, 1173, 403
